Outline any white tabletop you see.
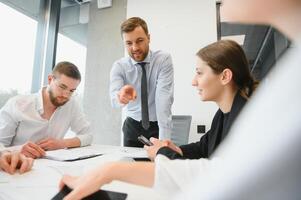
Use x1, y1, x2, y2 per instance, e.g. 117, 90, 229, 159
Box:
0, 145, 166, 200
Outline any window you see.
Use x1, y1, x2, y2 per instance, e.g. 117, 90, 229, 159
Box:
0, 2, 38, 107
55, 2, 88, 98
56, 33, 87, 97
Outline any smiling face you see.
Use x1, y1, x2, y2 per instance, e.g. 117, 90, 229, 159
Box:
123, 26, 150, 62
192, 57, 224, 102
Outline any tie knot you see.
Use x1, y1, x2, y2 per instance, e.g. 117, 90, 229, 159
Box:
138, 62, 146, 68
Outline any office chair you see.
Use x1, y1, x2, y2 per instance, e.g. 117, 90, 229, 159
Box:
171, 115, 192, 146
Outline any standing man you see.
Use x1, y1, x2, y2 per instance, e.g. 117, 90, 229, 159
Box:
0, 61, 92, 158
110, 17, 174, 147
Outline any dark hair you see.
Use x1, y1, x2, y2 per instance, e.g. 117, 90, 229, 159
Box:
120, 17, 149, 35
197, 40, 258, 98
52, 61, 81, 81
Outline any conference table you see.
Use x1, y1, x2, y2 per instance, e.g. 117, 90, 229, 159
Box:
0, 145, 167, 200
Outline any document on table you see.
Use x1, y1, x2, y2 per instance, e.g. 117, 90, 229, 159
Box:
44, 145, 148, 162
44, 148, 103, 162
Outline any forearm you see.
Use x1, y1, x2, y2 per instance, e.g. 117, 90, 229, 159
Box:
102, 162, 155, 187
63, 137, 81, 148
180, 141, 207, 159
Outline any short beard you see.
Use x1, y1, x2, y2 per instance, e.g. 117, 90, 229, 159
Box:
130, 46, 149, 62
48, 88, 68, 107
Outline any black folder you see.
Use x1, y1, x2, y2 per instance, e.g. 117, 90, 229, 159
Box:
52, 185, 127, 200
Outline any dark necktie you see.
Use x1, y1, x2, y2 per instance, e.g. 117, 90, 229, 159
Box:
138, 62, 150, 130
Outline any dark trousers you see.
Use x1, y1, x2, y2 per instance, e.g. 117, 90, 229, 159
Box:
122, 117, 159, 147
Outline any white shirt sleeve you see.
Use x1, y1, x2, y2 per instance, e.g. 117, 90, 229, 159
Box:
0, 98, 18, 147
70, 99, 92, 146
109, 61, 125, 108
153, 154, 221, 195
155, 54, 174, 139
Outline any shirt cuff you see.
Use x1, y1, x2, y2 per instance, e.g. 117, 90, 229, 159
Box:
111, 93, 125, 108
2, 145, 22, 152
0, 143, 4, 152
159, 127, 172, 140
76, 134, 93, 147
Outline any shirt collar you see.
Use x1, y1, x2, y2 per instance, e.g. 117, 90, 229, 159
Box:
130, 50, 152, 66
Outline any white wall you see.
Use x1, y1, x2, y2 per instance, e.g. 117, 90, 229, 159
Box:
127, 0, 218, 142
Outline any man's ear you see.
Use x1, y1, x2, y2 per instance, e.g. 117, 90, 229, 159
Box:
48, 74, 54, 85
220, 68, 233, 85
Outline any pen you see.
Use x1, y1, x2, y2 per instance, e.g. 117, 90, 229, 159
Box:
65, 153, 103, 162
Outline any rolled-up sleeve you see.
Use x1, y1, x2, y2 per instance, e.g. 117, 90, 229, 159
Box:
70, 100, 92, 146
155, 54, 174, 139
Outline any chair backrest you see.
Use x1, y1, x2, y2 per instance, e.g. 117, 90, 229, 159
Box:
171, 115, 192, 146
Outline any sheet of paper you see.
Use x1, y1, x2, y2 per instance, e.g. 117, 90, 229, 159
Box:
45, 146, 148, 161
45, 148, 103, 161
116, 147, 148, 158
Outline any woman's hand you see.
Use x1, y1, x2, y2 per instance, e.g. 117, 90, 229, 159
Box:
144, 138, 183, 160
59, 164, 112, 200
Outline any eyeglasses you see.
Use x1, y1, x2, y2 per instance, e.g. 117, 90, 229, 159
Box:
53, 76, 77, 96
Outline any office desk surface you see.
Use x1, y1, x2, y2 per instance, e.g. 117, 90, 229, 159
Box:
0, 145, 166, 200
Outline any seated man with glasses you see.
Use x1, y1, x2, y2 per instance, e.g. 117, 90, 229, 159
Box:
0, 61, 92, 159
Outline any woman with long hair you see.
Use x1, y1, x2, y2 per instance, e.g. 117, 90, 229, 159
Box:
146, 39, 258, 160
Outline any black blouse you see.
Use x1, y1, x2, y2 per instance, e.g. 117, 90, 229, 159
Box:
157, 93, 247, 159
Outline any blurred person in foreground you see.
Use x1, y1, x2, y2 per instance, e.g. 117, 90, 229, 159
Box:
174, 0, 301, 199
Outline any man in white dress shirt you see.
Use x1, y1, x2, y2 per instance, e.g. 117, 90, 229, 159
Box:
0, 61, 92, 159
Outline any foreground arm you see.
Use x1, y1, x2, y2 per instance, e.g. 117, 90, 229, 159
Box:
60, 161, 155, 200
